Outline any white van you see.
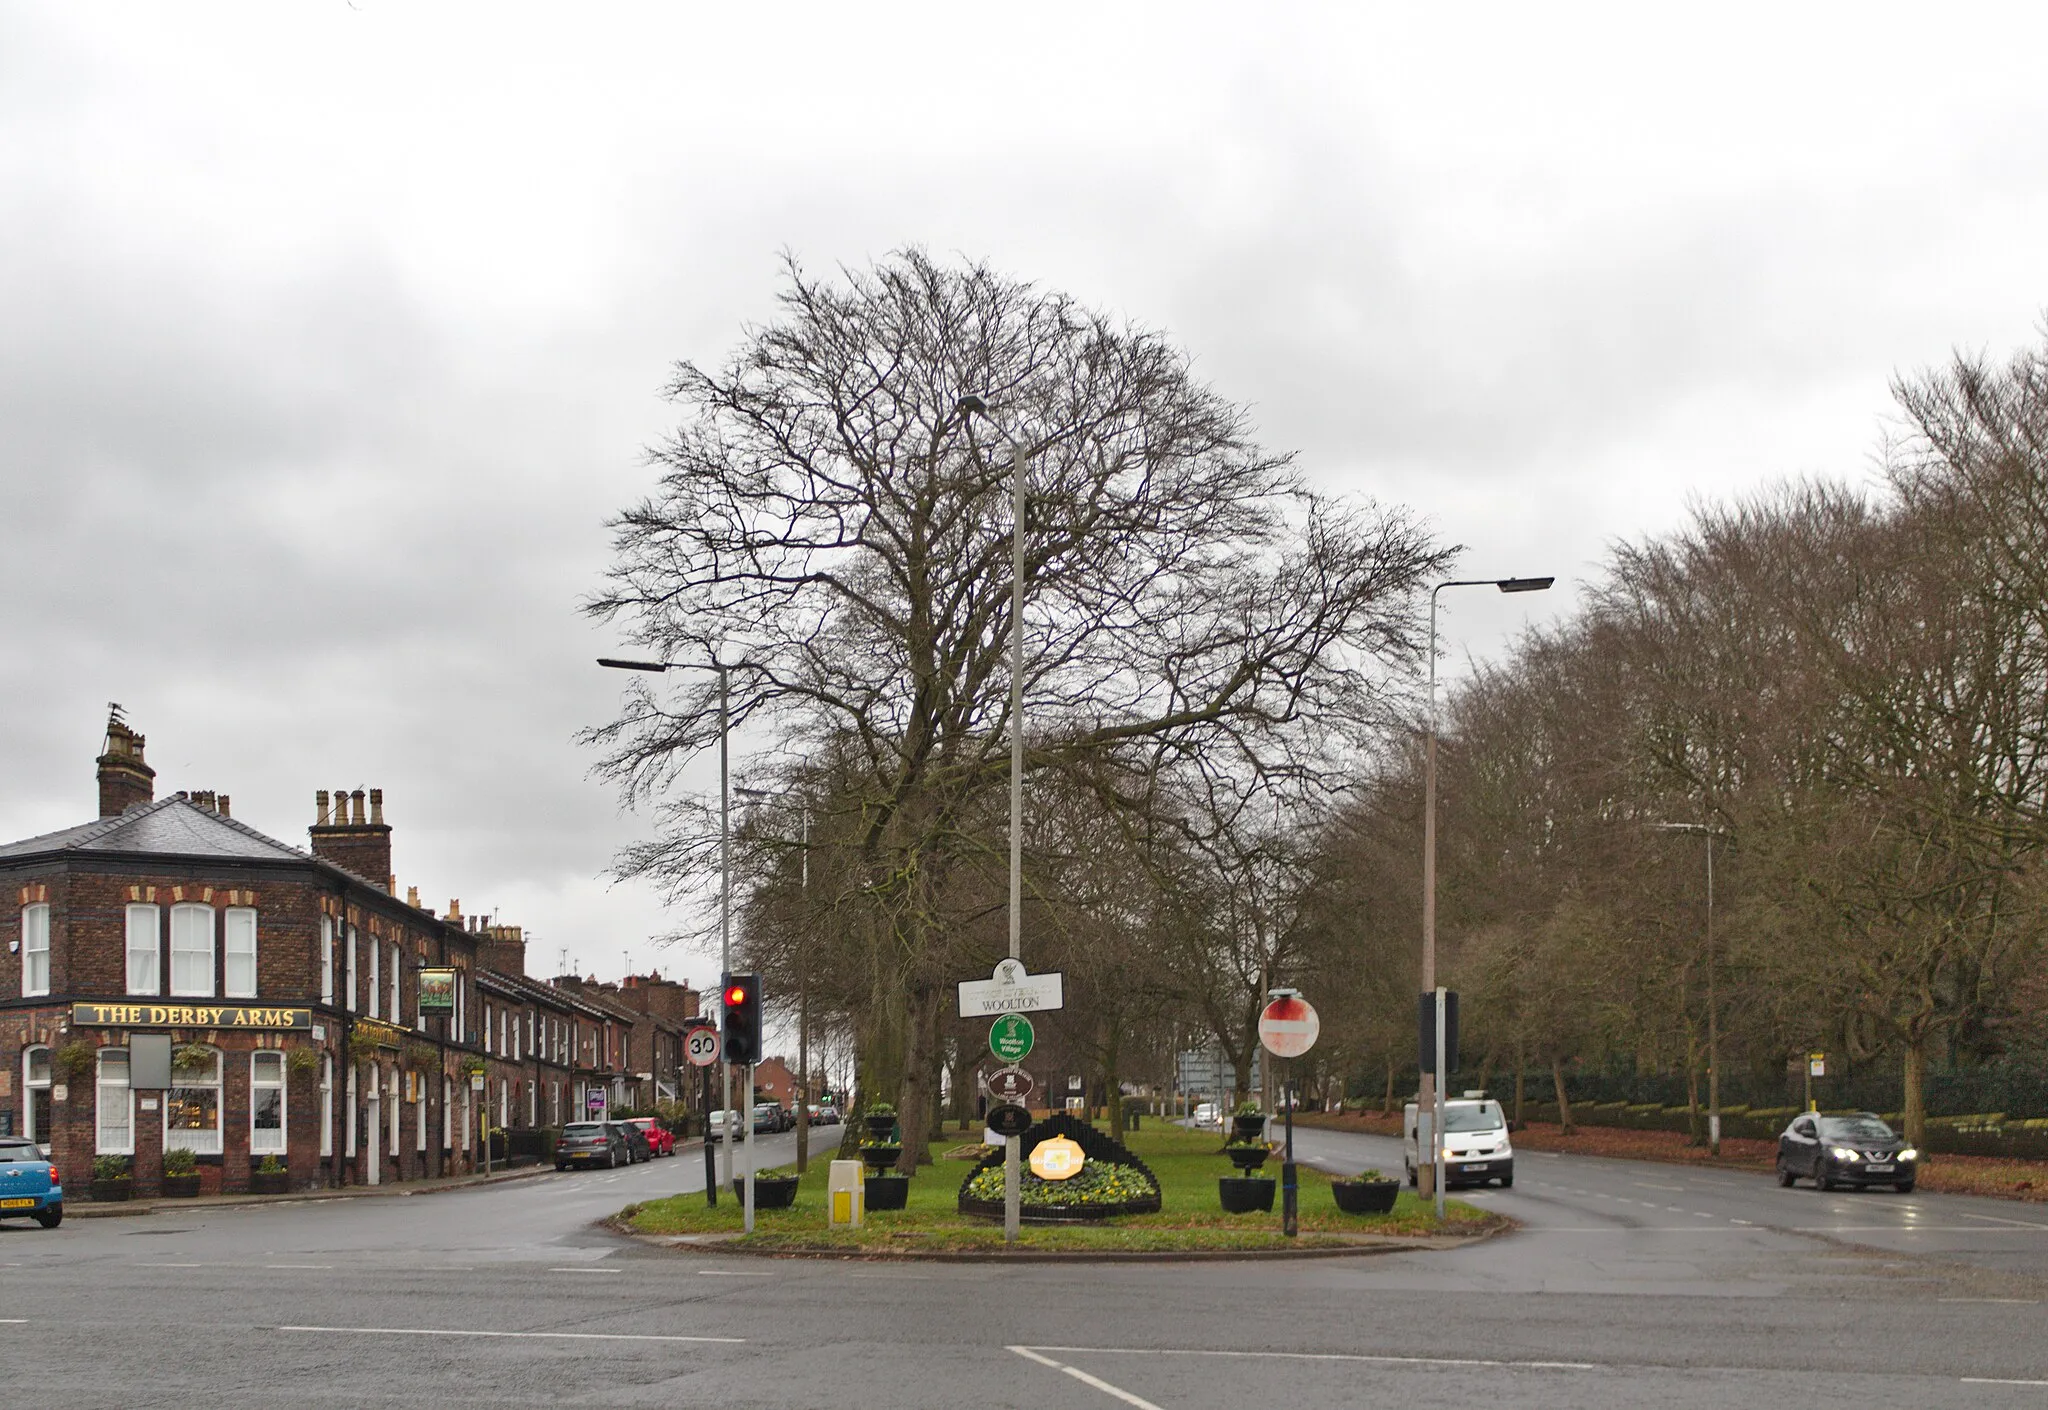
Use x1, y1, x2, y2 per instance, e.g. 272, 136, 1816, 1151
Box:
1403, 1094, 1514, 1189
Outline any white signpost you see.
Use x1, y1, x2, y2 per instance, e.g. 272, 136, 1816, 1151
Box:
956, 957, 1065, 1017
1258, 994, 1320, 1059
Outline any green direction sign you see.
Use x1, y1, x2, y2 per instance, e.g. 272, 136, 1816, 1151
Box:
989, 1013, 1035, 1063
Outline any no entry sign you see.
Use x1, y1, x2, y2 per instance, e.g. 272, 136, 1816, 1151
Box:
1258, 994, 1320, 1059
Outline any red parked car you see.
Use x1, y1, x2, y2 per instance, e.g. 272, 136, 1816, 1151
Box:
625, 1116, 675, 1157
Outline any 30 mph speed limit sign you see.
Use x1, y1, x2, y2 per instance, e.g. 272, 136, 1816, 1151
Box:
684, 1026, 722, 1068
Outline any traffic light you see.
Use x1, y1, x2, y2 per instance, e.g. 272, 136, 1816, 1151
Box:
721, 973, 762, 1064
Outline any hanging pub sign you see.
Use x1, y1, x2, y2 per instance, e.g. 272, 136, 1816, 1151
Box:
418, 967, 457, 1015
71, 1002, 312, 1031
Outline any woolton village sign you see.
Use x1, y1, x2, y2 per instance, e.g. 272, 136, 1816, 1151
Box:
71, 1002, 313, 1031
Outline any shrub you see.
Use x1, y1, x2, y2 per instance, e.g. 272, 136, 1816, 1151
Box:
1336, 1168, 1388, 1183
163, 1147, 199, 1176
54, 1041, 96, 1081
255, 1155, 286, 1174
93, 1155, 131, 1182
962, 1160, 1159, 1209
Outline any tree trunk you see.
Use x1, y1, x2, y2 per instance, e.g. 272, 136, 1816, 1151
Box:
1104, 1024, 1125, 1142
895, 984, 942, 1174
1512, 1042, 1526, 1127
1382, 1058, 1396, 1115
1901, 1033, 1928, 1150
1684, 1022, 1703, 1148
1552, 1058, 1574, 1134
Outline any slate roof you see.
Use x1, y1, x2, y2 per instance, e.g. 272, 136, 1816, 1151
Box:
0, 796, 310, 865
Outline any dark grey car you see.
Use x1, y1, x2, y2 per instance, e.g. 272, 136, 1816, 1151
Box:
555, 1121, 628, 1170
1776, 1112, 1918, 1192
613, 1119, 651, 1163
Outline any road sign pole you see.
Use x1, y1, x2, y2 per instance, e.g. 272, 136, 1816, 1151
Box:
701, 1062, 717, 1206
1434, 986, 1447, 1223
1282, 1065, 1297, 1238
743, 1060, 756, 1234
1005, 1133, 1021, 1244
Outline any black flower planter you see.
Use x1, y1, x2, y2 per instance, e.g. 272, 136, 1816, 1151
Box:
1231, 1114, 1267, 1143
1225, 1145, 1270, 1172
160, 1174, 202, 1199
1331, 1180, 1400, 1215
90, 1178, 132, 1203
248, 1171, 290, 1196
1218, 1176, 1275, 1213
732, 1176, 800, 1209
864, 1114, 898, 1140
864, 1174, 910, 1211
859, 1145, 901, 1171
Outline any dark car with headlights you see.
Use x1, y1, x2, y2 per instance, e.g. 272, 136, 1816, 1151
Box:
0, 1138, 63, 1228
554, 1121, 628, 1170
1776, 1111, 1918, 1192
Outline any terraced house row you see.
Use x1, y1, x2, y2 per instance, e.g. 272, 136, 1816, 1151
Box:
0, 713, 698, 1197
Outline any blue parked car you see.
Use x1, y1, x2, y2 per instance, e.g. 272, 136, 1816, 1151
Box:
0, 1137, 63, 1228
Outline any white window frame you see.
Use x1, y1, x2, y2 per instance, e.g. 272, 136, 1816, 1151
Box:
368, 938, 380, 1018
164, 1045, 222, 1155
459, 1083, 471, 1152
416, 1074, 428, 1152
498, 1076, 508, 1128
442, 1075, 453, 1150
345, 1063, 358, 1157
168, 902, 215, 998
250, 1050, 286, 1154
390, 944, 400, 1024
346, 926, 358, 1010
224, 907, 258, 999
320, 917, 334, 1005
20, 903, 50, 996
96, 1047, 134, 1156
320, 1054, 334, 1158
126, 903, 160, 995
24, 1047, 52, 1152
389, 1065, 400, 1157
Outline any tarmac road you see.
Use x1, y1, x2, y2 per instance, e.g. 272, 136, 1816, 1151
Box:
2, 1121, 2044, 1408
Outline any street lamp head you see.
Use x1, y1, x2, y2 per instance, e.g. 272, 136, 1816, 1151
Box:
596, 657, 672, 672
1495, 577, 1555, 594
954, 393, 991, 417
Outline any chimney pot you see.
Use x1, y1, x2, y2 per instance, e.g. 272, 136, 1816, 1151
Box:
217, 794, 230, 817
316, 790, 330, 826
350, 789, 366, 826
97, 710, 157, 817
369, 788, 384, 825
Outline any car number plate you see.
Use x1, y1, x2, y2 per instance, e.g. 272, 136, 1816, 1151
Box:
0, 1198, 35, 1209
1865, 1163, 1894, 1173
1462, 1162, 1489, 1172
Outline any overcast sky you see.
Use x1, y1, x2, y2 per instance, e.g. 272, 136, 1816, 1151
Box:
5, 3, 2045, 1003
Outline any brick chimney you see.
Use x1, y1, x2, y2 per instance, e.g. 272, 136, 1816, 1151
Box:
96, 711, 156, 817
477, 924, 527, 978
613, 971, 701, 1025
309, 786, 393, 892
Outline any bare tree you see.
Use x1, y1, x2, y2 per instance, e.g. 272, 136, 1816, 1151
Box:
584, 250, 1449, 1166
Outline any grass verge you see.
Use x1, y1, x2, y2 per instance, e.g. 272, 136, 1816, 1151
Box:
620, 1123, 1501, 1254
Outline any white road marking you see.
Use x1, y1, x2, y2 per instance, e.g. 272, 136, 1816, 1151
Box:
265, 1263, 333, 1270
1635, 1183, 1683, 1191
0, 1319, 27, 1324
696, 1269, 774, 1277
548, 1267, 622, 1274
1963, 1378, 2048, 1387
1010, 1347, 1167, 1410
1940, 1298, 2039, 1304
1959, 1212, 2048, 1230
1021, 1345, 1596, 1371
278, 1324, 742, 1344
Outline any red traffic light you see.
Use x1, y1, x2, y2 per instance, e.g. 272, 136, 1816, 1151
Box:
725, 984, 749, 1006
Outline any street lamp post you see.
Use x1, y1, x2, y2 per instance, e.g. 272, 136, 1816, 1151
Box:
1423, 575, 1553, 1221
954, 392, 1030, 1246
737, 787, 813, 1173
597, 656, 740, 1207
1652, 820, 1724, 1155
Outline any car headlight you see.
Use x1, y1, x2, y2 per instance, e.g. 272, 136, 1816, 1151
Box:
1897, 1148, 1918, 1162
1827, 1146, 1861, 1161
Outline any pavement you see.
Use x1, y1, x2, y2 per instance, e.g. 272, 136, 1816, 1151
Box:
3, 1120, 2046, 1407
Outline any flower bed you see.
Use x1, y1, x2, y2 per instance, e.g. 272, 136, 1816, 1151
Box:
958, 1160, 1161, 1221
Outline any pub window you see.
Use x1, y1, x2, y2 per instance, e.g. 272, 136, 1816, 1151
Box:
416, 1074, 427, 1152
367, 937, 380, 1019
96, 1048, 133, 1156
389, 1066, 400, 1158
224, 907, 258, 999
168, 903, 215, 998
320, 916, 334, 1004
165, 1045, 222, 1155
389, 944, 400, 1024
126, 903, 161, 995
344, 1063, 358, 1158
250, 1051, 286, 1155
20, 903, 50, 997
346, 926, 358, 1011
498, 1076, 508, 1128
320, 1054, 334, 1158
23, 1047, 52, 1152
459, 1082, 471, 1151
441, 1075, 452, 1150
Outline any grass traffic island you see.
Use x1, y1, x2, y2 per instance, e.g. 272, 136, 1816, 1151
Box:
615, 1123, 1505, 1256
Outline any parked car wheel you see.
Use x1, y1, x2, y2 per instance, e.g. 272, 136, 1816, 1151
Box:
34, 1207, 61, 1229
1815, 1174, 1834, 1191
1776, 1165, 1796, 1187
1895, 1180, 1915, 1193
1499, 1174, 1513, 1188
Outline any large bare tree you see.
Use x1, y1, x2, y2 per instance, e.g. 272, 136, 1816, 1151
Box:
584, 250, 1448, 1165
